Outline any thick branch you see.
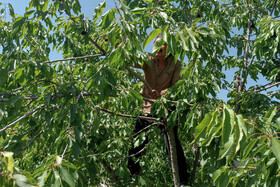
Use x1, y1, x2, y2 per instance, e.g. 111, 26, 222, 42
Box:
0, 104, 45, 133
236, 0, 252, 113
191, 146, 200, 184
45, 54, 105, 64
101, 160, 119, 182
89, 37, 107, 55
125, 66, 152, 92
166, 126, 180, 187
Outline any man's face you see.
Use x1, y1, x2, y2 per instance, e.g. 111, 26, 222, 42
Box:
155, 38, 167, 59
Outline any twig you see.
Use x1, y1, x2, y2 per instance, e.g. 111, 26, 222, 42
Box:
15, 129, 44, 157
61, 144, 68, 159
270, 0, 278, 16
128, 123, 155, 139
125, 66, 152, 92
0, 79, 58, 96
240, 56, 255, 91
93, 105, 163, 123
186, 7, 192, 24
256, 82, 280, 92
45, 54, 105, 64
15, 122, 50, 157
25, 37, 44, 56
75, 66, 104, 104
0, 104, 45, 133
75, 78, 91, 105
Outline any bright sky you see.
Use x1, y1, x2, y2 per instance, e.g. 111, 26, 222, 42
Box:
2, 0, 278, 102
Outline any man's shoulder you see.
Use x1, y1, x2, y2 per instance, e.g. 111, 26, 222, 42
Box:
167, 56, 181, 68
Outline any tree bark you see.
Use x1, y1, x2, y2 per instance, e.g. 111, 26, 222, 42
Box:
166, 126, 180, 187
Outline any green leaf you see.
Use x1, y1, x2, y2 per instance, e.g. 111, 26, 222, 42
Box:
167, 33, 177, 55
265, 106, 277, 124
152, 37, 165, 54
2, 152, 14, 173
100, 10, 115, 30
42, 1, 49, 12
93, 1, 106, 21
131, 7, 147, 14
13, 17, 26, 30
0, 69, 8, 86
129, 89, 143, 101
222, 106, 234, 145
178, 30, 188, 51
8, 3, 14, 18
270, 138, 280, 163
185, 26, 198, 47
218, 134, 234, 159
13, 174, 34, 187
53, 169, 62, 187
231, 116, 242, 156
60, 167, 75, 187
213, 166, 227, 183
143, 28, 161, 50
194, 113, 212, 142
0, 108, 4, 121
61, 162, 78, 170
202, 110, 220, 146
37, 171, 49, 187
73, 1, 81, 14
241, 138, 258, 159
236, 114, 247, 135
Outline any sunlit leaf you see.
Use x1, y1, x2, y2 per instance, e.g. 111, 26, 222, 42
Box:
143, 28, 161, 50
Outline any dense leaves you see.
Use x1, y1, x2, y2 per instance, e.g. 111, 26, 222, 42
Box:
0, 0, 280, 186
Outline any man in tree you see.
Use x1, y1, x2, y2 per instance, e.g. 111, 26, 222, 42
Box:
128, 35, 190, 185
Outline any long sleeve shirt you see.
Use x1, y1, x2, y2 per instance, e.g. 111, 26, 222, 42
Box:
140, 55, 182, 113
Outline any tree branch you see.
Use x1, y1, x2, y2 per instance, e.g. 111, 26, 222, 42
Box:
166, 125, 180, 187
256, 82, 280, 92
236, 0, 252, 113
15, 122, 51, 157
89, 37, 107, 55
93, 105, 162, 123
15, 130, 44, 157
270, 0, 278, 16
0, 104, 45, 133
25, 36, 44, 56
125, 66, 152, 92
45, 54, 105, 64
191, 146, 200, 184
0, 79, 58, 96
101, 160, 119, 182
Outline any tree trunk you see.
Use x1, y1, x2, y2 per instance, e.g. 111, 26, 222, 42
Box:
166, 126, 180, 187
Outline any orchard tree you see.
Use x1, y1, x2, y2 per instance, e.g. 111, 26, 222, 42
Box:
0, 0, 280, 186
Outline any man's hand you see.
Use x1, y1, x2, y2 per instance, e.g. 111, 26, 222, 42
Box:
149, 89, 161, 99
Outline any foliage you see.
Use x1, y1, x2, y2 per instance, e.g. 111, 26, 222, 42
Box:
0, 0, 280, 186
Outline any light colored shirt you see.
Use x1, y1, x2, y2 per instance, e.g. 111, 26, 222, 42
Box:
140, 55, 182, 112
